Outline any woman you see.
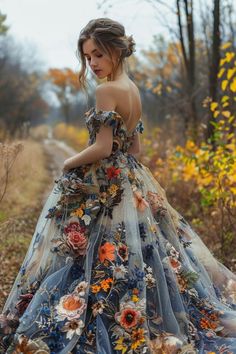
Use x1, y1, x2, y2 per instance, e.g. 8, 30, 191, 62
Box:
1, 17, 236, 354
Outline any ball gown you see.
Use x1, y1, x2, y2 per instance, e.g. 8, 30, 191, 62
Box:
0, 107, 236, 354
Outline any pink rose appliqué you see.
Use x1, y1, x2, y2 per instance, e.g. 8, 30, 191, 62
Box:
66, 230, 88, 255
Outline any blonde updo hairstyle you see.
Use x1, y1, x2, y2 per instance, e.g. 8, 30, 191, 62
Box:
77, 18, 136, 91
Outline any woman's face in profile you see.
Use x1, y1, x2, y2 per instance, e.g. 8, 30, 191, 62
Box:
82, 38, 119, 79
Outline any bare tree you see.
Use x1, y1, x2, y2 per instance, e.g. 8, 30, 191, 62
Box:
176, 0, 199, 141
0, 36, 49, 137
206, 0, 221, 143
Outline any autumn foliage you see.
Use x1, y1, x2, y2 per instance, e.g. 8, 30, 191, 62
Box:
46, 68, 81, 91
141, 43, 236, 264
53, 123, 88, 151
46, 68, 81, 124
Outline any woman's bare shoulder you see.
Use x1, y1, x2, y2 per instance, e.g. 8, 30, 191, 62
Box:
97, 79, 140, 97
95, 83, 117, 111
96, 80, 142, 119
95, 82, 120, 99
96, 81, 122, 92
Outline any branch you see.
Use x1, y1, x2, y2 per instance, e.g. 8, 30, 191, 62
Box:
177, 0, 189, 72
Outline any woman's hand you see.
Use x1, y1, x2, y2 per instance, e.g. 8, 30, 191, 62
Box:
62, 159, 72, 173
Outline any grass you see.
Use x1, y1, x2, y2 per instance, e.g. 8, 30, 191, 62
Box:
0, 139, 51, 311
0, 139, 50, 220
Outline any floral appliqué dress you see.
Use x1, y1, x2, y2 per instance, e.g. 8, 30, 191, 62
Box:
1, 107, 236, 354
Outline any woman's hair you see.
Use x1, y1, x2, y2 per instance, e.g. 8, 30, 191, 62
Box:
77, 18, 136, 91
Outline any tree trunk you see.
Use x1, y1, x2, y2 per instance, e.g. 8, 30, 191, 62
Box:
177, 0, 198, 141
206, 0, 221, 144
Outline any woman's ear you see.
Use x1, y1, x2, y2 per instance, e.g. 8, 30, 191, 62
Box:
112, 48, 122, 63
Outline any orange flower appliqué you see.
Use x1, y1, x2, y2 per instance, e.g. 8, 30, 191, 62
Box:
99, 242, 116, 263
133, 191, 149, 212
91, 284, 101, 293
116, 308, 141, 329
200, 318, 217, 330
55, 294, 86, 320
131, 328, 146, 350
63, 296, 82, 311
100, 278, 113, 292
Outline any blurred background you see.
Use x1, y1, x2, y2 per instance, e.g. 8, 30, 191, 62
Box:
0, 0, 235, 308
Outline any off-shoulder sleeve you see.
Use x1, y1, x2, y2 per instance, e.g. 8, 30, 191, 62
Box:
85, 107, 144, 145
92, 109, 122, 134
136, 120, 144, 134
85, 109, 123, 145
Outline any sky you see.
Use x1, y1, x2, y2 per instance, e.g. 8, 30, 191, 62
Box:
0, 0, 174, 71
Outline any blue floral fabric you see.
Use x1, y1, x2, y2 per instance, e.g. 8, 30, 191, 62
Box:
85, 107, 144, 153
1, 108, 236, 354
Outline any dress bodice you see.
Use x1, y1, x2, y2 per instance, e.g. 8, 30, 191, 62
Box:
84, 107, 144, 154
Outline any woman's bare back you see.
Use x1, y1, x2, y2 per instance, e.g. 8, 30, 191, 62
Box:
107, 78, 142, 133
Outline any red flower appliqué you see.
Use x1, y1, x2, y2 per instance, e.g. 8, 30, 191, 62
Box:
107, 166, 121, 180
64, 221, 86, 234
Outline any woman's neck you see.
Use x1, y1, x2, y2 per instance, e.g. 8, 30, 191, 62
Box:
107, 64, 128, 82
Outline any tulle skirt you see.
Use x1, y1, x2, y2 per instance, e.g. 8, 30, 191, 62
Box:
1, 152, 236, 354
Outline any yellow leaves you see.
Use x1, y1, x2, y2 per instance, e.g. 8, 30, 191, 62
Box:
221, 80, 228, 91
225, 52, 235, 63
185, 139, 197, 152
221, 111, 231, 118
150, 42, 236, 213
231, 187, 236, 195
155, 157, 164, 167
210, 103, 231, 118
227, 133, 235, 140
222, 102, 229, 107
226, 143, 235, 150
228, 171, 236, 184
175, 145, 184, 153
210, 102, 218, 111
221, 96, 229, 103
220, 58, 227, 67
185, 140, 195, 150
217, 68, 225, 78
54, 123, 88, 151
198, 172, 213, 187
208, 45, 235, 159
230, 78, 236, 92
222, 101, 229, 108
167, 44, 180, 65
220, 51, 236, 66
182, 161, 198, 181
221, 42, 232, 50
227, 68, 236, 80
218, 45, 236, 96
168, 130, 236, 210
213, 110, 220, 118
228, 115, 235, 124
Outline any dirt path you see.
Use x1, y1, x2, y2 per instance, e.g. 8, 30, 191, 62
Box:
0, 137, 77, 311
42, 133, 77, 202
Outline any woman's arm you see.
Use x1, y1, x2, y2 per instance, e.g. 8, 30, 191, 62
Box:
63, 125, 113, 171
63, 84, 116, 171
